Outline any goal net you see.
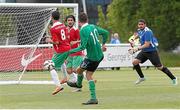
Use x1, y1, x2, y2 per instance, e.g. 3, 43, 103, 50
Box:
0, 3, 78, 85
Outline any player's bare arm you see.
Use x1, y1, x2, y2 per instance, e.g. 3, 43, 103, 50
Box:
45, 37, 60, 45
138, 41, 150, 50
70, 40, 81, 45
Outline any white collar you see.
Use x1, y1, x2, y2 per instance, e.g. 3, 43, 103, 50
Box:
70, 26, 77, 30
52, 22, 62, 28
144, 27, 150, 31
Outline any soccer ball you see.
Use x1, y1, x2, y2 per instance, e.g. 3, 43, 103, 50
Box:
43, 60, 55, 70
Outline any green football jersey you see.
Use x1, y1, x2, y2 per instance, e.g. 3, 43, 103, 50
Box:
69, 23, 109, 61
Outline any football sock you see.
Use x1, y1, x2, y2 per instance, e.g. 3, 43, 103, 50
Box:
134, 64, 144, 78
161, 67, 176, 80
72, 72, 77, 77
50, 69, 61, 87
61, 63, 67, 78
69, 72, 77, 82
83, 72, 87, 80
72, 72, 77, 80
77, 74, 83, 87
89, 80, 96, 99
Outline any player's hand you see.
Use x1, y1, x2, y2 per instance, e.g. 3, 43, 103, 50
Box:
128, 47, 139, 55
70, 40, 80, 45
129, 40, 135, 47
45, 37, 52, 43
102, 44, 107, 52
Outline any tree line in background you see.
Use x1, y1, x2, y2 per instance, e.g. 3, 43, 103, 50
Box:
98, 0, 180, 51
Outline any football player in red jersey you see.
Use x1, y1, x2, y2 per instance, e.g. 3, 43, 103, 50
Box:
60, 15, 84, 92
45, 11, 71, 95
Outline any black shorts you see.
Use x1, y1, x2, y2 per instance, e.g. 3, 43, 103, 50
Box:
80, 57, 104, 72
135, 50, 162, 67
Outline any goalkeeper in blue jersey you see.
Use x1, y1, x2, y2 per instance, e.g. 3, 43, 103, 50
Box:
67, 12, 109, 105
129, 19, 177, 85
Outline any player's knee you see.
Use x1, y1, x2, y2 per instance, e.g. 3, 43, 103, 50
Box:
67, 68, 72, 74
157, 66, 167, 71
156, 65, 163, 70
132, 62, 136, 65
86, 71, 94, 81
72, 68, 77, 73
76, 67, 84, 74
132, 59, 140, 65
157, 66, 164, 70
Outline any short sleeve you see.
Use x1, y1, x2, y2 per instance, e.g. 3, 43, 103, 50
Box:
50, 29, 58, 42
144, 31, 151, 42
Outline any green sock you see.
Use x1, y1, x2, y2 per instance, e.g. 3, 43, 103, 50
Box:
76, 74, 83, 87
89, 80, 96, 99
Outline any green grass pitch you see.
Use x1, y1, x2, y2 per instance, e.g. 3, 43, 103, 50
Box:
0, 68, 180, 109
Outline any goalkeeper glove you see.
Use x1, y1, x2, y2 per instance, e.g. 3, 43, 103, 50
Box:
128, 47, 140, 55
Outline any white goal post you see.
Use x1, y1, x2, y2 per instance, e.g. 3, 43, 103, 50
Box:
0, 3, 78, 85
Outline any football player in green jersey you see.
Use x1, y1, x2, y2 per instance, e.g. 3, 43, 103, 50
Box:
67, 12, 109, 105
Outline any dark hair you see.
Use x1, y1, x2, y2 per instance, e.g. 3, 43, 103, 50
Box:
138, 19, 146, 24
66, 15, 75, 22
52, 11, 60, 20
79, 12, 88, 23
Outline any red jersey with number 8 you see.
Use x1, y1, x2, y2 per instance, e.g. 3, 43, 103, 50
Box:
50, 22, 71, 53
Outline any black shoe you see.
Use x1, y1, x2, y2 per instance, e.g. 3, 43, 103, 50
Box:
67, 81, 82, 88
82, 99, 98, 105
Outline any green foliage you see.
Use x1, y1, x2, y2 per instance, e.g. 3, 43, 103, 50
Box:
136, 0, 180, 50
97, 5, 107, 29
102, 0, 180, 50
57, 7, 74, 23
0, 15, 16, 38
160, 51, 180, 67
106, 0, 141, 42
97, 5, 109, 42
